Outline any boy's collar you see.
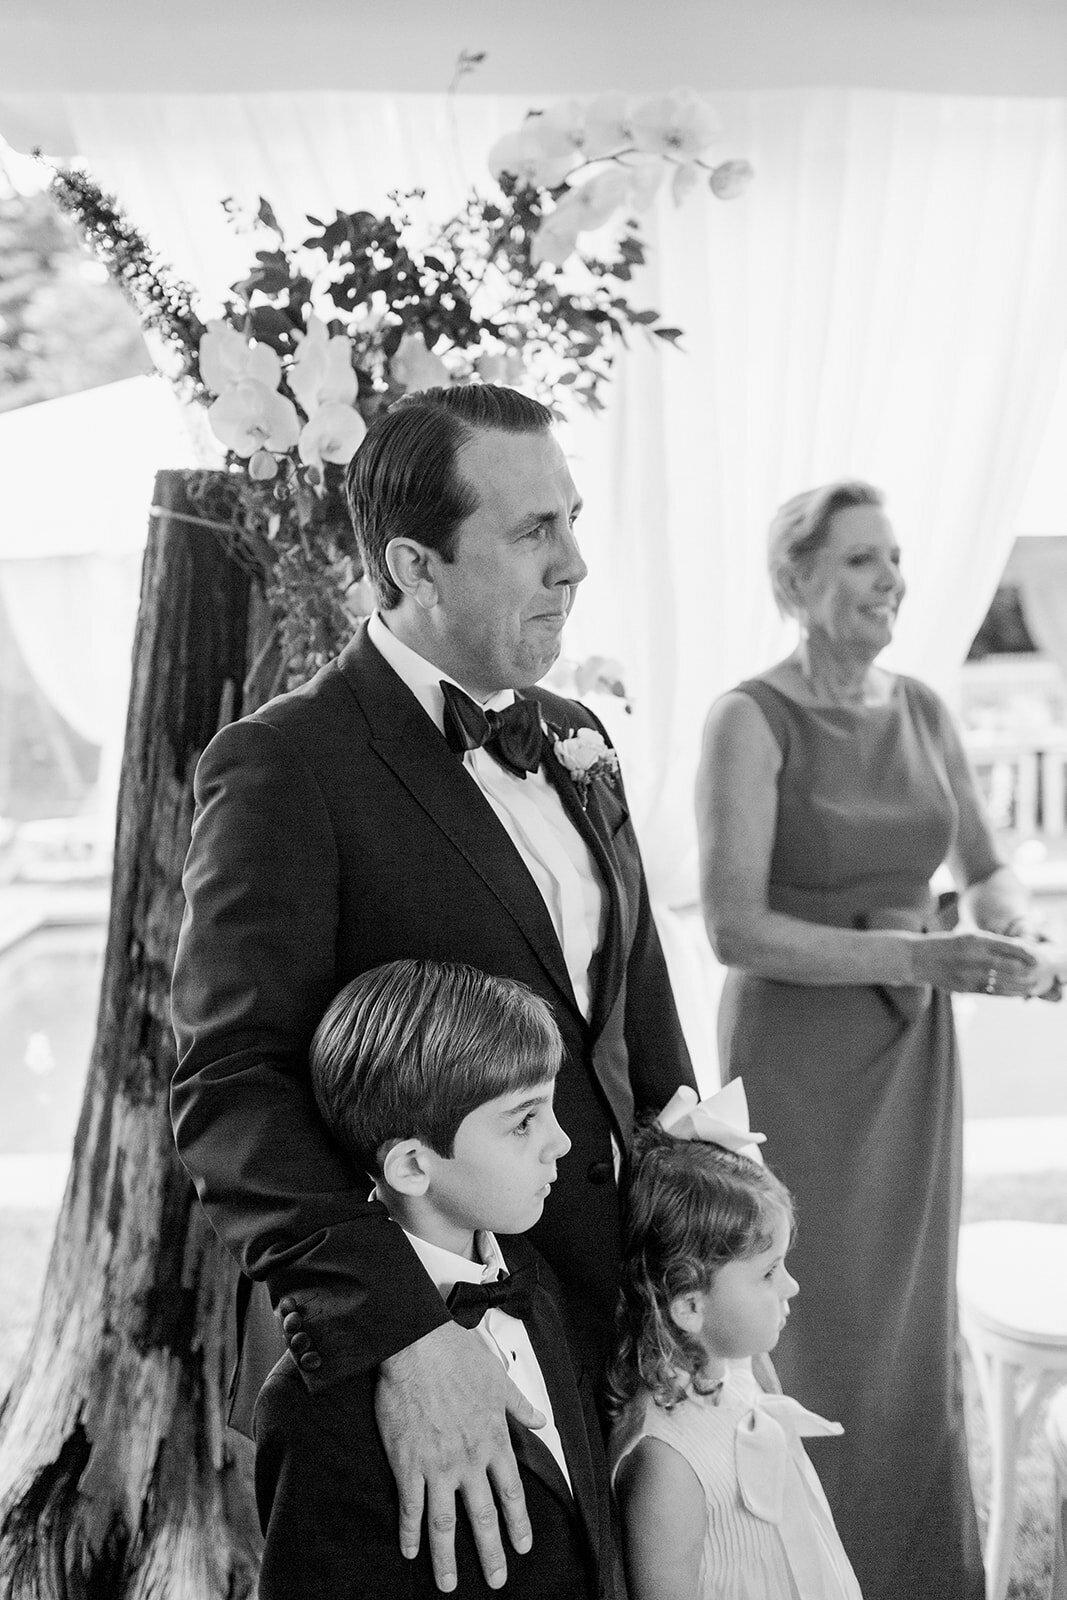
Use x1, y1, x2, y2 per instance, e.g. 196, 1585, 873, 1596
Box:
401, 1226, 507, 1302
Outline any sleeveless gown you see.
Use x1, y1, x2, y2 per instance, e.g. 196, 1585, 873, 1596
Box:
716, 675, 988, 1600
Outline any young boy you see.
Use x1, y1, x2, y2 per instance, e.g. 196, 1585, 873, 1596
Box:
253, 959, 616, 1600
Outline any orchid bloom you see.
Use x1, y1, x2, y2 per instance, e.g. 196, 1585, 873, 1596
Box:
487, 122, 577, 190
617, 153, 666, 213
530, 166, 632, 269
207, 380, 300, 458
531, 98, 587, 156
671, 162, 702, 205
582, 92, 634, 160
297, 403, 367, 471
530, 209, 583, 269
709, 159, 756, 200
559, 167, 633, 232
289, 317, 358, 417
199, 320, 283, 396
389, 332, 452, 393
574, 655, 628, 700
630, 90, 719, 160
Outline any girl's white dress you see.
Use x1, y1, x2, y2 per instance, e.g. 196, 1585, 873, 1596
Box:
610, 1364, 863, 1599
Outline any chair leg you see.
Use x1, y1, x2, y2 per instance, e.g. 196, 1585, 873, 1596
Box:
984, 1356, 1022, 1600
1049, 1395, 1067, 1600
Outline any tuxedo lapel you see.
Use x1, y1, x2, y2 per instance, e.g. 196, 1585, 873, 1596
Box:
336, 630, 582, 1024
537, 716, 629, 1040
503, 1252, 603, 1563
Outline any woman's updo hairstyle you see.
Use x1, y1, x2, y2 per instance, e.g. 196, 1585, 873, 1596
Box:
768, 479, 885, 617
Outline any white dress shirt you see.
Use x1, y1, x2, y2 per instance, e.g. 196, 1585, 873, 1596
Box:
404, 1227, 572, 1489
368, 611, 604, 1019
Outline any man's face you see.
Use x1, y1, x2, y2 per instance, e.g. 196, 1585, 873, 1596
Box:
419, 427, 587, 698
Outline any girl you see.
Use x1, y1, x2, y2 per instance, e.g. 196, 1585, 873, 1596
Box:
609, 1117, 863, 1600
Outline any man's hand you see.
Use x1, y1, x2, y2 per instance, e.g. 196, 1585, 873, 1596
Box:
376, 1321, 546, 1593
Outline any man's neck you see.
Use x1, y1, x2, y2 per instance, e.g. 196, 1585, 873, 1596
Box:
376, 607, 503, 704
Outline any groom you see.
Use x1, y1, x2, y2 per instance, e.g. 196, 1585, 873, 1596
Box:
171, 383, 694, 1591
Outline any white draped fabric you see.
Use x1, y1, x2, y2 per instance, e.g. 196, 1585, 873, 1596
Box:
10, 87, 1067, 1073
1015, 540, 1067, 682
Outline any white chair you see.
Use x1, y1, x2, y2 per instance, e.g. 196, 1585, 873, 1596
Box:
1048, 1385, 1067, 1600
957, 1221, 1067, 1600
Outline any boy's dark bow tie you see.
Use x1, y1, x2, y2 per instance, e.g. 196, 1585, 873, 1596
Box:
445, 1266, 535, 1329
440, 681, 542, 779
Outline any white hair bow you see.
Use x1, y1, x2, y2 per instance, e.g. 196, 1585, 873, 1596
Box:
656, 1080, 766, 1162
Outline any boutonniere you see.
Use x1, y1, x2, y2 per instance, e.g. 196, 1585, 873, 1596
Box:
547, 725, 620, 810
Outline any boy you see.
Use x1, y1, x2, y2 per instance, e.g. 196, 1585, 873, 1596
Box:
253, 959, 616, 1599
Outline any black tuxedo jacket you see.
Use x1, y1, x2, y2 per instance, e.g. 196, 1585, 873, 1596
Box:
254, 1238, 617, 1600
171, 622, 693, 1413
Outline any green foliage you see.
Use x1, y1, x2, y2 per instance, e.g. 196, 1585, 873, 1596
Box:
42, 158, 688, 683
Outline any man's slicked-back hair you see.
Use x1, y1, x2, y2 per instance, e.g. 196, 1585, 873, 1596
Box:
310, 959, 563, 1176
344, 384, 554, 610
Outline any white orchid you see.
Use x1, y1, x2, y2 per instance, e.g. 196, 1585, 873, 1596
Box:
289, 317, 358, 416
582, 92, 634, 160
297, 403, 367, 471
206, 380, 300, 458
530, 210, 583, 269
487, 122, 577, 190
199, 320, 283, 396
389, 331, 452, 393
671, 161, 702, 205
531, 98, 588, 155
709, 159, 756, 200
617, 154, 666, 213
630, 91, 719, 160
561, 167, 633, 231
530, 168, 633, 268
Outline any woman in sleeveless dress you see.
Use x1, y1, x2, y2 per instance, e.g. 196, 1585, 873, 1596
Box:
696, 480, 1059, 1600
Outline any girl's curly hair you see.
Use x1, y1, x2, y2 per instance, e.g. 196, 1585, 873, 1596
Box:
607, 1119, 794, 1416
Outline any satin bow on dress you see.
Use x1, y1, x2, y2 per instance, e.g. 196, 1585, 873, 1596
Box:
736, 1394, 861, 1599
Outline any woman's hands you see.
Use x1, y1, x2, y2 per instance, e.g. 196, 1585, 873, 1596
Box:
905, 931, 1041, 996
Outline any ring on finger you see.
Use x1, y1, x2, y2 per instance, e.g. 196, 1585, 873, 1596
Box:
984, 966, 997, 995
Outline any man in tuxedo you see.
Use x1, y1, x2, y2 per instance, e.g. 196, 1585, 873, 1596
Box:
171, 382, 694, 1591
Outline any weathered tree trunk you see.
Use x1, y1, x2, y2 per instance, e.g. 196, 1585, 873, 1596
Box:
0, 472, 270, 1598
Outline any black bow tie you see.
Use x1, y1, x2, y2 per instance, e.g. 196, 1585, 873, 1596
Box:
445, 1266, 535, 1330
440, 681, 543, 779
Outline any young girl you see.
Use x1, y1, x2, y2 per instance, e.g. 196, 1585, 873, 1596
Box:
609, 1108, 863, 1600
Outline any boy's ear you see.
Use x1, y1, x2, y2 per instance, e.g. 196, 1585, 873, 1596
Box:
667, 1290, 706, 1336
380, 1138, 432, 1196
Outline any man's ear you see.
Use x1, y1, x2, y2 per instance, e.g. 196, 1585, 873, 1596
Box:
385, 537, 439, 609
667, 1290, 706, 1336
379, 1137, 432, 1196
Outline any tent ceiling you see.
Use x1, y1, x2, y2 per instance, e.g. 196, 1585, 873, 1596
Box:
3, 0, 1067, 103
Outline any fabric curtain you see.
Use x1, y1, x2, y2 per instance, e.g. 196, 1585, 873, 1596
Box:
0, 554, 144, 838
1015, 538, 1067, 681
38, 87, 1067, 1074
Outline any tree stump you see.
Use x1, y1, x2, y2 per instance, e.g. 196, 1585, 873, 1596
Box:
0, 472, 267, 1598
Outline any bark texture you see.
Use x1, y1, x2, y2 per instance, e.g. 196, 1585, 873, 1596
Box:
0, 473, 268, 1598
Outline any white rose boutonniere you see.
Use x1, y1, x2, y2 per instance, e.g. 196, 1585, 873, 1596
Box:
551, 726, 620, 810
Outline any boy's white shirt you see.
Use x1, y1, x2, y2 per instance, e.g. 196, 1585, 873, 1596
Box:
403, 1225, 572, 1490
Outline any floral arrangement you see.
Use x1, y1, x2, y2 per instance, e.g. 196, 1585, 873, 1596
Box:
44, 84, 751, 687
